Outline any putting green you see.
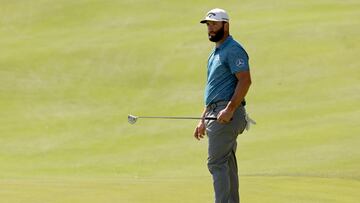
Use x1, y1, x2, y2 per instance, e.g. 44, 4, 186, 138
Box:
1, 0, 359, 202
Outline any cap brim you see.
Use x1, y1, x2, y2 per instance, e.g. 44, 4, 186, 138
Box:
200, 19, 220, 24
200, 17, 228, 24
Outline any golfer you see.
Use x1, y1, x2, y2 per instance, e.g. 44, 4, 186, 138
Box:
193, 8, 252, 203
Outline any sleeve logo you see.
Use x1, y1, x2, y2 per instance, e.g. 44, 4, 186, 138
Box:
236, 58, 245, 67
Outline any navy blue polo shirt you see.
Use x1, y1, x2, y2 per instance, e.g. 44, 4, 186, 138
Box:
204, 35, 249, 106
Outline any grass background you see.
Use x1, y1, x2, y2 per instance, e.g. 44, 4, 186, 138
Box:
0, 0, 359, 202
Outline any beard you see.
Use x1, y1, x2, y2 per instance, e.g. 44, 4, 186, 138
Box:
208, 25, 225, 42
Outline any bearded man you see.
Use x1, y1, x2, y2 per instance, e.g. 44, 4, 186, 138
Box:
193, 8, 252, 203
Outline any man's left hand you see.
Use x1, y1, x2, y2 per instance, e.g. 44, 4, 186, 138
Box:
217, 108, 234, 124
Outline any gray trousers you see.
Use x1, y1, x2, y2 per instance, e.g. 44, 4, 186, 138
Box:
205, 102, 247, 203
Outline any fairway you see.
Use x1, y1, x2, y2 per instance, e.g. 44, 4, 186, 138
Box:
1, 0, 359, 202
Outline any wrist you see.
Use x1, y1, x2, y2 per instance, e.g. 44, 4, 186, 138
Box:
226, 104, 236, 113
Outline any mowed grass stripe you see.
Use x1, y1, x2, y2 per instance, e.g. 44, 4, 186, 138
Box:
0, 176, 359, 203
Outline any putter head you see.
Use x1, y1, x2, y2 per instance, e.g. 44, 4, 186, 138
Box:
128, 115, 138, 124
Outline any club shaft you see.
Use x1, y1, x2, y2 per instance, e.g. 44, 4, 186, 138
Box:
138, 116, 217, 120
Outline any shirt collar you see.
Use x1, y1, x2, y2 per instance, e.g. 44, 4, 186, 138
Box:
216, 35, 233, 51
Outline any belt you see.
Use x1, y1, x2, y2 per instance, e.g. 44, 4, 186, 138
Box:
206, 100, 246, 110
207, 101, 229, 110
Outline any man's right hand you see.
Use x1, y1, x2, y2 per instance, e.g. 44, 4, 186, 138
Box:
193, 120, 206, 140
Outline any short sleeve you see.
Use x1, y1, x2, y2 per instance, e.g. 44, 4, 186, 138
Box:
227, 45, 249, 73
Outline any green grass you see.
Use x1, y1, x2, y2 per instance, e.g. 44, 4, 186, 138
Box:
1, 0, 359, 202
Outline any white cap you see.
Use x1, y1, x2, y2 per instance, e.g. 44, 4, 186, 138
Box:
200, 8, 229, 24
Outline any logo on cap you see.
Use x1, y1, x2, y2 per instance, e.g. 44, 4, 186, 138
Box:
207, 12, 216, 18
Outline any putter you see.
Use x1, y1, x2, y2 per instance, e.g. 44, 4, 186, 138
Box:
128, 114, 217, 124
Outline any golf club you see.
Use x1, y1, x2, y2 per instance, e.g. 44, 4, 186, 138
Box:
128, 114, 217, 124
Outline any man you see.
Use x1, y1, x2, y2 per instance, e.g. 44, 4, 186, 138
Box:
193, 8, 252, 203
